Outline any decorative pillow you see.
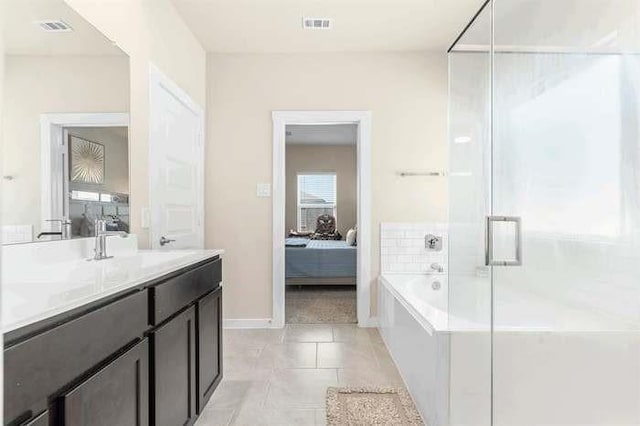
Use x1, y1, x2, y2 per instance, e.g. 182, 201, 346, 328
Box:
346, 228, 357, 246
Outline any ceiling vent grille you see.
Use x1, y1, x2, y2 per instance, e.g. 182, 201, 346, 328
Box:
35, 20, 73, 32
302, 17, 332, 30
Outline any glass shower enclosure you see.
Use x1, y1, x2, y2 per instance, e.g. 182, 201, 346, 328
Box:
448, 1, 640, 424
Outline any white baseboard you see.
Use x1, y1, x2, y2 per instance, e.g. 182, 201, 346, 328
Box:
360, 316, 378, 328
223, 318, 278, 329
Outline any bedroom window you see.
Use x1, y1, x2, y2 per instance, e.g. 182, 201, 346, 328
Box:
297, 173, 337, 231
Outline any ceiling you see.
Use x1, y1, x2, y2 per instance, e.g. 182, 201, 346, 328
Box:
452, 0, 640, 53
286, 124, 357, 146
171, 0, 486, 53
3, 0, 124, 56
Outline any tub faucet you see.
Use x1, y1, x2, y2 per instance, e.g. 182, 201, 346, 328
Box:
430, 262, 444, 273
92, 219, 128, 261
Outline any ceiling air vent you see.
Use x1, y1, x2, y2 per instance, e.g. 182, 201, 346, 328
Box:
35, 20, 73, 33
302, 17, 332, 30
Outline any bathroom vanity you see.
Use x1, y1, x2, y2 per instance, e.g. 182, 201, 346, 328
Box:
2, 240, 224, 426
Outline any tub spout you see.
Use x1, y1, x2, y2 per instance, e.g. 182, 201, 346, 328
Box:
430, 263, 444, 273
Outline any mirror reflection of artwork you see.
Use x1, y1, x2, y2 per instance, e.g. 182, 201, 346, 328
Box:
70, 136, 105, 184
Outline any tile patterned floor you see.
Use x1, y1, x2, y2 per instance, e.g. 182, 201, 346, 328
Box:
195, 325, 405, 426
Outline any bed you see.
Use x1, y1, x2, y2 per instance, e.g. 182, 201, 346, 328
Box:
285, 238, 357, 285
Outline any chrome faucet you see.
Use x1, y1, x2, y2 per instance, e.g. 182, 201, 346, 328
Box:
430, 262, 444, 273
92, 219, 128, 261
38, 217, 72, 240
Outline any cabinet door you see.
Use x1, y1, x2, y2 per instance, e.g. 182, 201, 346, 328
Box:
62, 339, 149, 426
24, 410, 48, 426
197, 287, 223, 412
152, 306, 197, 426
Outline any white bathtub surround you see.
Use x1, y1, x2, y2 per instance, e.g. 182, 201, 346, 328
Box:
380, 223, 448, 274
2, 236, 224, 333
378, 273, 640, 426
378, 274, 450, 426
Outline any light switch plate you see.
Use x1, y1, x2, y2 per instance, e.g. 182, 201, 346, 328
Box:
257, 183, 271, 197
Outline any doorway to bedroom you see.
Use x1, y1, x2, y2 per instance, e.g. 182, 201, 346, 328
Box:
284, 124, 358, 324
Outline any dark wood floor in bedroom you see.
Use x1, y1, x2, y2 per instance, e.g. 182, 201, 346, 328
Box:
285, 285, 357, 324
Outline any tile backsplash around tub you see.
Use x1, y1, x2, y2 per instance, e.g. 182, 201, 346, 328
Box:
380, 223, 448, 274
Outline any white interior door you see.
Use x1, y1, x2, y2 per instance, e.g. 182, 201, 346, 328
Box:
149, 65, 204, 250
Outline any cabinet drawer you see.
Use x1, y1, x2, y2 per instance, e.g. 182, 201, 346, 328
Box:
152, 259, 221, 325
4, 290, 148, 424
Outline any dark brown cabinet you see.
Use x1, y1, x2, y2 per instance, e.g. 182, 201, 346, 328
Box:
151, 307, 197, 426
197, 287, 223, 412
61, 339, 149, 426
24, 411, 48, 426
4, 256, 222, 426
4, 290, 147, 424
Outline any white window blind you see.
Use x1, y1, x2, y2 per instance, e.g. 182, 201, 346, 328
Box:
297, 173, 337, 231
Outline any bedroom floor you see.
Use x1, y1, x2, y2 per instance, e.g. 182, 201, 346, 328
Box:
195, 324, 404, 426
285, 285, 357, 324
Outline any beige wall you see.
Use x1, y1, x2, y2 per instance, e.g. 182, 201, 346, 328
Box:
1, 55, 129, 234
206, 52, 448, 320
285, 145, 357, 236
1, 0, 4, 242
65, 0, 206, 247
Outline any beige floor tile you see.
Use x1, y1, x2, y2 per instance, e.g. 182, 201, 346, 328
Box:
224, 329, 285, 355
265, 368, 338, 409
257, 343, 317, 368
207, 379, 269, 410
224, 350, 258, 372
224, 364, 273, 382
223, 348, 274, 381
338, 366, 404, 387
284, 325, 334, 343
195, 408, 235, 426
367, 327, 385, 345
314, 409, 327, 426
370, 339, 399, 370
332, 325, 372, 343
316, 342, 378, 369
232, 408, 317, 426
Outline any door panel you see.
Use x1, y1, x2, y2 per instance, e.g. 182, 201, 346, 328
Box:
149, 65, 204, 250
491, 1, 640, 425
447, 3, 493, 425
197, 287, 223, 412
152, 306, 197, 426
62, 339, 149, 426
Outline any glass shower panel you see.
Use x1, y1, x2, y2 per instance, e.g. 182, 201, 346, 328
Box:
447, 3, 492, 425
492, 0, 640, 424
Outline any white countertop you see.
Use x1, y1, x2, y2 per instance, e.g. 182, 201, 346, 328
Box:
2, 238, 223, 334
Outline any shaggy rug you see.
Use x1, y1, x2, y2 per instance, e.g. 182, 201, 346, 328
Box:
285, 286, 356, 324
326, 387, 424, 426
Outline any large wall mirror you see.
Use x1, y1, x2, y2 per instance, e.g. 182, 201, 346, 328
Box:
2, 0, 130, 244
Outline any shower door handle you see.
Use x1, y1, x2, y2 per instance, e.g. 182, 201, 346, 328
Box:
485, 216, 522, 266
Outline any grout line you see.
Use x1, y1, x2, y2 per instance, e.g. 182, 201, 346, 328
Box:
225, 409, 236, 426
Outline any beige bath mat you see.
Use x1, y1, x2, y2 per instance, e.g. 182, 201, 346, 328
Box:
326, 387, 424, 426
